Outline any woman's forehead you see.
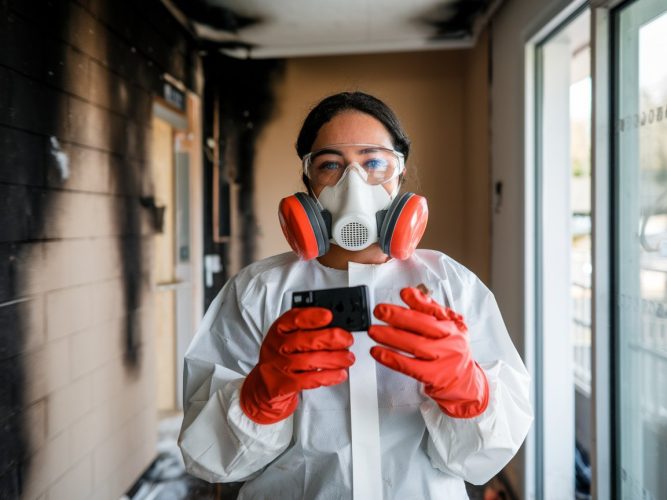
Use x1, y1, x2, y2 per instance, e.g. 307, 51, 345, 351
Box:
311, 111, 393, 151
311, 144, 390, 157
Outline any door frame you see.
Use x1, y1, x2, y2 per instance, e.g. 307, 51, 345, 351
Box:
588, 2, 621, 498
523, 0, 621, 497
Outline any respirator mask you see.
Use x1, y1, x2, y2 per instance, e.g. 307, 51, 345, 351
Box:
279, 144, 428, 260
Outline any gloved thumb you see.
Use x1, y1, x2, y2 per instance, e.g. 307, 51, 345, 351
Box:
400, 288, 449, 320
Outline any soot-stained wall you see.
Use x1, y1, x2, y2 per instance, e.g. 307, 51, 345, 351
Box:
202, 54, 283, 307
0, 0, 200, 498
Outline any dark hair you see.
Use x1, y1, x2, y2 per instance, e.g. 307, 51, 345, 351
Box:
295, 92, 411, 191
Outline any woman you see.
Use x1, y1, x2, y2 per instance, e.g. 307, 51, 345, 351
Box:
178, 92, 533, 499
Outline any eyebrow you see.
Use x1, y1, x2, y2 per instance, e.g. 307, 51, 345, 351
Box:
311, 146, 386, 159
311, 148, 344, 159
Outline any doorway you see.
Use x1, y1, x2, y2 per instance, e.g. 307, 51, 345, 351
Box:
150, 93, 203, 415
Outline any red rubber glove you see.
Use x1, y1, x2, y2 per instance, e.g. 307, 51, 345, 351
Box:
240, 307, 355, 424
368, 288, 489, 419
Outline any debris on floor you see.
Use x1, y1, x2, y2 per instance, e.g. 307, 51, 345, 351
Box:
122, 414, 241, 500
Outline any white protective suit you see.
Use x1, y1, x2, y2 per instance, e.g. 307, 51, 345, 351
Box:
178, 249, 533, 499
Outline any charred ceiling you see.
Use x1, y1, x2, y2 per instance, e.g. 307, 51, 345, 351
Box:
418, 0, 495, 40
162, 0, 502, 58
169, 0, 261, 34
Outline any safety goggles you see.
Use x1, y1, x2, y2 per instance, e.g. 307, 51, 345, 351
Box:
302, 143, 405, 187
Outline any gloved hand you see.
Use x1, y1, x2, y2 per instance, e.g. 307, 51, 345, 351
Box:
240, 307, 355, 424
368, 288, 489, 419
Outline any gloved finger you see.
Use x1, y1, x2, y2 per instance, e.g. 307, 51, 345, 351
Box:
367, 325, 437, 360
296, 368, 349, 390
289, 350, 355, 372
374, 304, 458, 339
276, 307, 333, 333
280, 327, 354, 353
370, 346, 432, 385
400, 287, 449, 320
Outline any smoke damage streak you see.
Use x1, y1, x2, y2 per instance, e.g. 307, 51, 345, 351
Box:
205, 54, 284, 268
170, 0, 260, 34
0, 293, 29, 497
417, 0, 493, 40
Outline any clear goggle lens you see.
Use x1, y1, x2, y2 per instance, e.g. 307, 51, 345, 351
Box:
303, 144, 404, 187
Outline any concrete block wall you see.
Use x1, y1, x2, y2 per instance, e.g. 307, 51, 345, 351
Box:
0, 0, 200, 498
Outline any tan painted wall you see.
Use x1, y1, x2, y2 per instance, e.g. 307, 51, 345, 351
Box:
254, 46, 491, 282
464, 32, 491, 284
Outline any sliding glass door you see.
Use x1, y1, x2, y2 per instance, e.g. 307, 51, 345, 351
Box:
614, 0, 667, 498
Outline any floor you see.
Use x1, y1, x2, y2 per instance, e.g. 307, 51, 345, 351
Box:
124, 414, 516, 500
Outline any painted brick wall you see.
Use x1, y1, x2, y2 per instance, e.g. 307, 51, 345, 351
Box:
0, 0, 200, 498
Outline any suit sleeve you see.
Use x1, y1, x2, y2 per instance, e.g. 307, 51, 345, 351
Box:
178, 278, 293, 483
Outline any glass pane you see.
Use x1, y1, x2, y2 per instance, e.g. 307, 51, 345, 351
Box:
615, 1, 667, 499
569, 46, 593, 500
571, 70, 592, 400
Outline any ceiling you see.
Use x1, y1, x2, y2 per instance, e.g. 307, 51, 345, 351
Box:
162, 0, 502, 59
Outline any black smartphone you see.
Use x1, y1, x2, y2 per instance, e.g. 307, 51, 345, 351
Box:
291, 285, 370, 331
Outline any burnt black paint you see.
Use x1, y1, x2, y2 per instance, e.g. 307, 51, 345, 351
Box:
172, 0, 260, 34
0, 0, 70, 492
0, 301, 27, 497
419, 0, 493, 40
202, 54, 284, 308
217, 57, 283, 267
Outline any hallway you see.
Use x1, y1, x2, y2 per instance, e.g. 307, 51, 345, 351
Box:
1, 0, 666, 499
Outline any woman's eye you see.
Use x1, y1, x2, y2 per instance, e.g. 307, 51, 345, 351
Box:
365, 158, 388, 170
318, 161, 342, 171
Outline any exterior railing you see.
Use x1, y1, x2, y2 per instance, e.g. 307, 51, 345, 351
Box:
573, 281, 667, 415
572, 282, 592, 395
631, 297, 667, 419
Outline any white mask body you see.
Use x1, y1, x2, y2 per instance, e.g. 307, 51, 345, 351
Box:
316, 164, 395, 251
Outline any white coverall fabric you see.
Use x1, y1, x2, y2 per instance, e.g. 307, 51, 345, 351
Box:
178, 250, 533, 499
